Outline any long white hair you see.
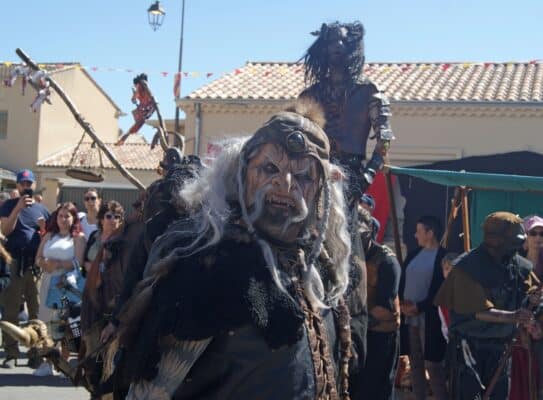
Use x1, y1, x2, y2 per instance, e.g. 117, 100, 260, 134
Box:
167, 137, 351, 307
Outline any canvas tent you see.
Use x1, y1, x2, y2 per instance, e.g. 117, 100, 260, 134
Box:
392, 151, 543, 253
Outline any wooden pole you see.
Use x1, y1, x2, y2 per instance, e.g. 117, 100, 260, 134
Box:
460, 187, 471, 252
441, 187, 461, 249
385, 169, 403, 262
16, 48, 145, 191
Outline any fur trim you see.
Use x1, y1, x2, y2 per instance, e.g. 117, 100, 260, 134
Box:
127, 381, 170, 400
102, 336, 119, 382
284, 98, 326, 129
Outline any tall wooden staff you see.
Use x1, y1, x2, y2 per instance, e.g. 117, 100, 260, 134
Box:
441, 187, 461, 248
384, 168, 403, 262
460, 187, 471, 252
15, 48, 146, 191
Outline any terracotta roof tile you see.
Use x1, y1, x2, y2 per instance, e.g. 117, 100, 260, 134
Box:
185, 61, 543, 103
37, 142, 162, 171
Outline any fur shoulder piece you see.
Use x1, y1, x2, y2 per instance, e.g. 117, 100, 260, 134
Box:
118, 235, 305, 382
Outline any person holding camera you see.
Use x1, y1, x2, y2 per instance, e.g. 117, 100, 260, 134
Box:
0, 169, 49, 368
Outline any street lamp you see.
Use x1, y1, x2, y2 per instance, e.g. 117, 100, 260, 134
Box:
147, 1, 185, 137
147, 1, 166, 31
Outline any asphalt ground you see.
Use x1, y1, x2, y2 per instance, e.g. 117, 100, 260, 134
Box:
0, 348, 88, 400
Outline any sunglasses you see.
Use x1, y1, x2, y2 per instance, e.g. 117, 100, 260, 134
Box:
529, 231, 543, 237
84, 196, 97, 201
104, 213, 122, 221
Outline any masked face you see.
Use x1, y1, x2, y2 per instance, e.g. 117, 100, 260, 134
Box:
244, 143, 321, 243
326, 27, 349, 67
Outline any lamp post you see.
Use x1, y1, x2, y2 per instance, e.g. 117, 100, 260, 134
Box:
148, 1, 185, 136
147, 1, 166, 31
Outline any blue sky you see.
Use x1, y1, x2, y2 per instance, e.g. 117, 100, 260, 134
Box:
1, 0, 541, 138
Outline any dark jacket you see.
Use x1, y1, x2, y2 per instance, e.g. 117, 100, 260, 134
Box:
119, 231, 341, 399
399, 246, 447, 362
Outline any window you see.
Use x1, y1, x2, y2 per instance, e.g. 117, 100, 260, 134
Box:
0, 111, 7, 139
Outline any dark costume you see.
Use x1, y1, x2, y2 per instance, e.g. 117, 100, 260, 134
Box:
435, 212, 538, 400
115, 105, 353, 400
299, 23, 395, 373
299, 21, 394, 202
123, 232, 345, 399
353, 233, 401, 400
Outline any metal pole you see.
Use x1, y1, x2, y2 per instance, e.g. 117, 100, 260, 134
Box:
174, 0, 185, 136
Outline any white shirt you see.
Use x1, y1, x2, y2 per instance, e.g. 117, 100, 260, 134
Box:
78, 212, 98, 240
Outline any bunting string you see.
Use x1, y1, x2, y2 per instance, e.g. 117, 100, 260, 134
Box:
0, 59, 542, 80
2, 60, 542, 104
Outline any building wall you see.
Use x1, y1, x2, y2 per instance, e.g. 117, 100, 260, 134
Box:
391, 111, 543, 165
37, 68, 121, 162
182, 104, 278, 157
37, 167, 160, 210
0, 79, 41, 171
181, 102, 543, 166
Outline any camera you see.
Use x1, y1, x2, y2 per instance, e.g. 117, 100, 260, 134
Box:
22, 188, 34, 207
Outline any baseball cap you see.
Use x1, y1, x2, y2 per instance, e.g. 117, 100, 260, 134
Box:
524, 215, 543, 232
16, 169, 35, 183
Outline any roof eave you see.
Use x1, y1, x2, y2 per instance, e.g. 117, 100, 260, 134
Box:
177, 98, 543, 108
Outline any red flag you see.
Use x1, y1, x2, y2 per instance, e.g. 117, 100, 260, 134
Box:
91, 67, 98, 72
161, 72, 169, 77
234, 69, 242, 75
442, 63, 451, 71
206, 72, 213, 78
173, 72, 181, 98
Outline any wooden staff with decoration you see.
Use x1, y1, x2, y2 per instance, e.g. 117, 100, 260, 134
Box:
15, 48, 145, 191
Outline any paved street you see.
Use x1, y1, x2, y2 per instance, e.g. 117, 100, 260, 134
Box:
0, 350, 88, 399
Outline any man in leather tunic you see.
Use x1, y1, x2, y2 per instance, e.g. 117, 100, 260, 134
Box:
435, 212, 542, 400
115, 101, 354, 400
350, 208, 401, 400
299, 21, 394, 204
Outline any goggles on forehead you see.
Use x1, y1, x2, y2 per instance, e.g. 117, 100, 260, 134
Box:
285, 131, 306, 153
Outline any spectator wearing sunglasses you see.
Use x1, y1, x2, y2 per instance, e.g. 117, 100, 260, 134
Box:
82, 200, 124, 274
80, 200, 125, 382
523, 215, 543, 280
78, 188, 101, 240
